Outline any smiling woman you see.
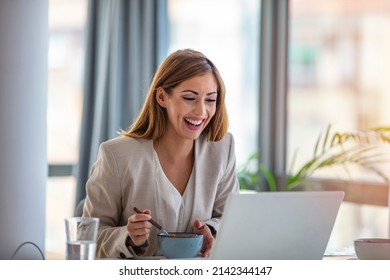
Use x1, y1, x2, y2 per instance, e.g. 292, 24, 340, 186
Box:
83, 49, 239, 259
46, 0, 260, 258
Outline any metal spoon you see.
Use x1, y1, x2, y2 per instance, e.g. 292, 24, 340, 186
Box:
133, 207, 169, 235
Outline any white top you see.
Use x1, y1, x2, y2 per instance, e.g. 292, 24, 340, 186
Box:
154, 149, 195, 233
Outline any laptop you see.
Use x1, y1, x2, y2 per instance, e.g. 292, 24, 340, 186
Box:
210, 191, 344, 260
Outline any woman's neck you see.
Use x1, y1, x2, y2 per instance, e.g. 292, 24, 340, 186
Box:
153, 135, 194, 162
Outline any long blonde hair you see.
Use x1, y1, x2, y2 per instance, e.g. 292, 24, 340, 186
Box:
120, 49, 229, 141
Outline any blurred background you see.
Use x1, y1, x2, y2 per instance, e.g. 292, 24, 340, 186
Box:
46, 0, 390, 258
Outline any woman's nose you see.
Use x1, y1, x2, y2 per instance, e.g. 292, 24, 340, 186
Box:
194, 101, 206, 116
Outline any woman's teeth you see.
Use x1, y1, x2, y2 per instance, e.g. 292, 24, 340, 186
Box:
185, 118, 203, 126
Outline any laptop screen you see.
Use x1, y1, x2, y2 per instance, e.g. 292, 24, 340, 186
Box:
210, 191, 344, 260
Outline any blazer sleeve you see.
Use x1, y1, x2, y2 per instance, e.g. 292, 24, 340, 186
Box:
83, 141, 149, 259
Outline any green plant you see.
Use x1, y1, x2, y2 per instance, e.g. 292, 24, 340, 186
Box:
237, 125, 390, 191
237, 153, 277, 192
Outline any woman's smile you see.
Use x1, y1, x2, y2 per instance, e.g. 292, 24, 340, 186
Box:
184, 117, 205, 130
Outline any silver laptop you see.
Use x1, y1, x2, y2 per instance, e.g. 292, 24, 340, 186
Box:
210, 191, 344, 260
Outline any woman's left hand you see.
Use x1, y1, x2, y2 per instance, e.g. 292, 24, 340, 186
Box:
193, 219, 215, 258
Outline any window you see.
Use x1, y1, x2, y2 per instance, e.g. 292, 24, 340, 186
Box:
46, 0, 87, 258
288, 0, 390, 181
288, 0, 390, 248
168, 0, 260, 166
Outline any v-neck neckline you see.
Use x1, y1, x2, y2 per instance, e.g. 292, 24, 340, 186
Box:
153, 148, 195, 197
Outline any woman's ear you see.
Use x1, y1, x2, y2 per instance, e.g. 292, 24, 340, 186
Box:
156, 87, 167, 108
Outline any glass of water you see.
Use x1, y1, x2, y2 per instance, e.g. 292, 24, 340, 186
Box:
65, 217, 99, 260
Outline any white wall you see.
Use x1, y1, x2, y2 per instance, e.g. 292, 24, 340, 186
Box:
0, 0, 48, 259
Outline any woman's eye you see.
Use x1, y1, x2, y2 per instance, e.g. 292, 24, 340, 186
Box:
182, 96, 216, 103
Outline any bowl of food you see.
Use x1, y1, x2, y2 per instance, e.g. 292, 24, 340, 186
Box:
157, 232, 203, 259
354, 238, 390, 260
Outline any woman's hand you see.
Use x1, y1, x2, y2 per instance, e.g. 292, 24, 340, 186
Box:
127, 209, 152, 247
193, 219, 215, 258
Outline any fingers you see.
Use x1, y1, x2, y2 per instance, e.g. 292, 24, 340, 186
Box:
200, 231, 215, 258
127, 209, 152, 246
193, 219, 204, 232
193, 219, 215, 258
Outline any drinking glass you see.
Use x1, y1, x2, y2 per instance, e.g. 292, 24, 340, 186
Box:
65, 217, 99, 260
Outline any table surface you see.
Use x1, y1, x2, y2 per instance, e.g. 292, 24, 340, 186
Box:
46, 246, 358, 260
323, 246, 357, 260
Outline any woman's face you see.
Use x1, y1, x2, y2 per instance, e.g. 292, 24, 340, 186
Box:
157, 73, 218, 141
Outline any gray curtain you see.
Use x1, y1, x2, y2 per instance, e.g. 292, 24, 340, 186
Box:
75, 0, 169, 206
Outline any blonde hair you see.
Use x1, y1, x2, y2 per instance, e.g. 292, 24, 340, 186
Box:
120, 49, 229, 141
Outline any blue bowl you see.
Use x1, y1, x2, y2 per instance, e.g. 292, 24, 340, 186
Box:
157, 232, 203, 259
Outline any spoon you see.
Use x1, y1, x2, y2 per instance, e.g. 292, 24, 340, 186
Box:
133, 207, 170, 235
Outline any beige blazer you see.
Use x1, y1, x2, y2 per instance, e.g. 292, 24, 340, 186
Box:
83, 132, 239, 258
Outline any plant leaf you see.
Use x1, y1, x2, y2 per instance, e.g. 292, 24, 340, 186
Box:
259, 163, 277, 192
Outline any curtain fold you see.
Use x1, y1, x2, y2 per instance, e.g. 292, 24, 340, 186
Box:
75, 0, 169, 207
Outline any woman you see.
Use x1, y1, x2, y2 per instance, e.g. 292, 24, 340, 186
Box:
83, 49, 239, 259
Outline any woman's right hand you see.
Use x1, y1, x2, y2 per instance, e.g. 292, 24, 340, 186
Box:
127, 209, 152, 246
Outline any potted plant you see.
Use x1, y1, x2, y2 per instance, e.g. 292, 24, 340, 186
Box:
237, 125, 390, 192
